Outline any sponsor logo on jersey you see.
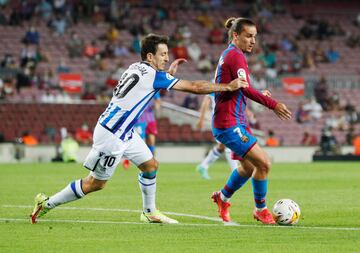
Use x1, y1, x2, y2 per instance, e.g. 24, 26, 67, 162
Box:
166, 73, 174, 80
237, 68, 247, 79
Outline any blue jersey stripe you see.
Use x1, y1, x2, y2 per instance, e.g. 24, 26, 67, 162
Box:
215, 45, 233, 84
216, 44, 235, 83
235, 91, 242, 125
215, 44, 235, 104
113, 90, 156, 135
120, 92, 157, 140
111, 111, 131, 133
240, 96, 245, 125
101, 106, 121, 125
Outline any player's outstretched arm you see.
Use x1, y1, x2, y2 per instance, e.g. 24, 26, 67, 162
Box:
242, 87, 291, 120
273, 103, 292, 120
172, 78, 248, 94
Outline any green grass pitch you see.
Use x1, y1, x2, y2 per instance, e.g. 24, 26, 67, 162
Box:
0, 162, 359, 253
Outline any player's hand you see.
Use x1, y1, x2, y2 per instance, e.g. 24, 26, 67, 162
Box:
262, 90, 271, 97
228, 78, 249, 91
168, 58, 187, 75
274, 103, 292, 120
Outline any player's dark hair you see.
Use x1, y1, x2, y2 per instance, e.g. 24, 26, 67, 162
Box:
224, 17, 256, 43
141, 34, 169, 61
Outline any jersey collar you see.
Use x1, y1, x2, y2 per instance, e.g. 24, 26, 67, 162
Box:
141, 61, 151, 66
141, 61, 158, 71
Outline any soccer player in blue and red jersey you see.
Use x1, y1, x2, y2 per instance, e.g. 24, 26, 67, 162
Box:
211, 17, 292, 224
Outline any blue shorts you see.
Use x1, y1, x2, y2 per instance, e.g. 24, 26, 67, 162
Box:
212, 125, 257, 159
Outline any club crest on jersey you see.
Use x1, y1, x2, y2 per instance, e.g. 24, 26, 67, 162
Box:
241, 135, 249, 143
237, 68, 247, 79
166, 73, 174, 80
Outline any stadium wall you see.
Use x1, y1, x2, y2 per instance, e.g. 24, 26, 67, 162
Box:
0, 144, 354, 163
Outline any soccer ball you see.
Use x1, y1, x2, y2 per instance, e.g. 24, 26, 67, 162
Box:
272, 199, 301, 225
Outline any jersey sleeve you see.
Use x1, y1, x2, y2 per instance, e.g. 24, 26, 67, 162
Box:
153, 71, 179, 90
242, 86, 278, 110
227, 50, 248, 80
154, 92, 161, 100
227, 50, 278, 110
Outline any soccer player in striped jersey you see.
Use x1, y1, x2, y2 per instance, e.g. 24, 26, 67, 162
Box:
30, 34, 249, 224
210, 18, 292, 224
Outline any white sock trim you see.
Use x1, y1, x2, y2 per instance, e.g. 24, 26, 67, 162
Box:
220, 191, 230, 202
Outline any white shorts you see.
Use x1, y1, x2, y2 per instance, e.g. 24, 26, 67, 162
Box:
83, 123, 153, 180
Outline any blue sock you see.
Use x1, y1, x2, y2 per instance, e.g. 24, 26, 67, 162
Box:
148, 145, 155, 154
221, 170, 250, 198
252, 178, 268, 209
141, 169, 157, 179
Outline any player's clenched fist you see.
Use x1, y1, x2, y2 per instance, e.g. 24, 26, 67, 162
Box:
228, 77, 249, 91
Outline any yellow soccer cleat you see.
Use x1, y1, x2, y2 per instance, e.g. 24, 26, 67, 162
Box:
140, 210, 179, 224
30, 193, 50, 224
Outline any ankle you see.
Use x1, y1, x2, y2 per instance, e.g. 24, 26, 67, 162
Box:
256, 206, 267, 212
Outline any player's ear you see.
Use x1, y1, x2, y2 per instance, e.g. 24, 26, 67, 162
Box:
147, 53, 154, 62
233, 32, 239, 40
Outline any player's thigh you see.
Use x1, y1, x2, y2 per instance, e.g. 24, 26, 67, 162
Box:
213, 125, 257, 159
83, 124, 127, 180
123, 131, 153, 167
244, 143, 271, 170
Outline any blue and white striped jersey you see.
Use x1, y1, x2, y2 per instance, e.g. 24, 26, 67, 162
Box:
99, 62, 179, 141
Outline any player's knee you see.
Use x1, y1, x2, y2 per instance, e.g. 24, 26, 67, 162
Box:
139, 158, 158, 173
147, 159, 158, 171
260, 158, 271, 174
217, 144, 225, 153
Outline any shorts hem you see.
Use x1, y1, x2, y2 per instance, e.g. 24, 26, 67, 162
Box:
243, 141, 257, 158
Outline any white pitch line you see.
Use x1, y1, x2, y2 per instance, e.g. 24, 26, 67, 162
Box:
2, 217, 360, 231
0, 218, 225, 227
2, 204, 222, 222
2, 205, 360, 231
